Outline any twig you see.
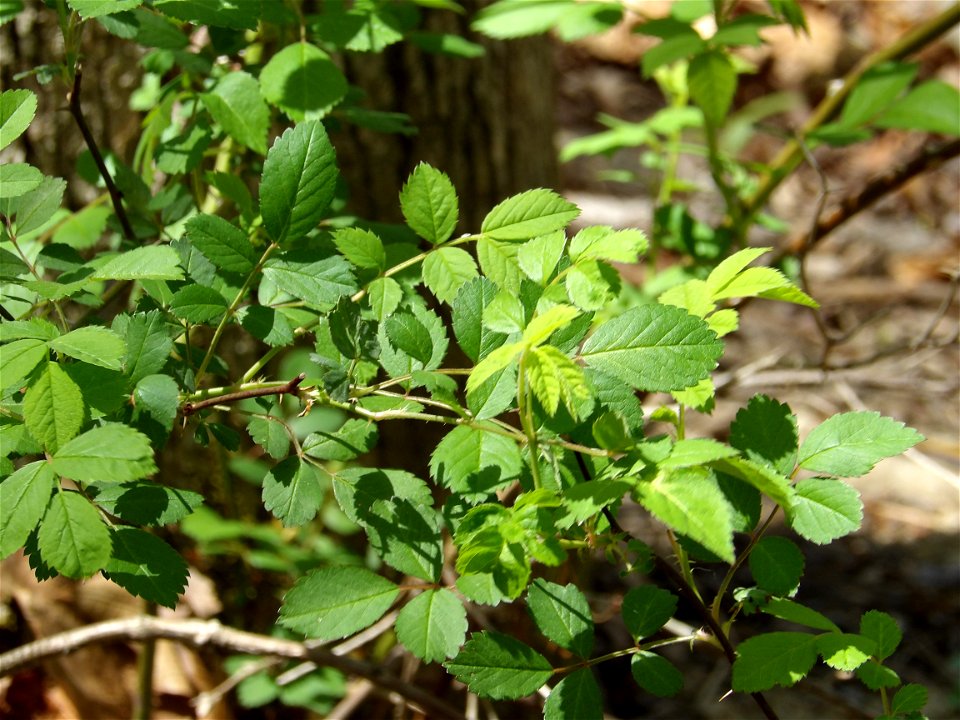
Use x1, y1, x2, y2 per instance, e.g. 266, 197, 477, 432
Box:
0, 616, 465, 720
181, 373, 306, 417
67, 67, 135, 242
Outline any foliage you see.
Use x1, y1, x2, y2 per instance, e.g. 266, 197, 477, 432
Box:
0, 1, 945, 719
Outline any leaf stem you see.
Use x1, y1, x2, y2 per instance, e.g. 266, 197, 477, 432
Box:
710, 506, 780, 623
517, 349, 542, 489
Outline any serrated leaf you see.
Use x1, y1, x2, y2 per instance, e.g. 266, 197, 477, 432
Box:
816, 632, 875, 671
518, 230, 565, 285
452, 276, 508, 363
730, 394, 798, 476
104, 527, 187, 608
400, 162, 459, 244
262, 252, 356, 309
467, 362, 517, 421
622, 585, 677, 639
860, 610, 901, 662
132, 373, 178, 432
526, 579, 593, 657
384, 312, 433, 365
422, 247, 478, 304
544, 669, 602, 720
200, 71, 269, 154
396, 589, 468, 663
260, 120, 338, 244
566, 259, 619, 312
466, 341, 523, 396
892, 684, 928, 715
168, 285, 228, 324
184, 214, 258, 275
798, 411, 923, 477
749, 536, 804, 595
569, 226, 647, 263
430, 424, 523, 500
631, 651, 683, 697
875, 79, 960, 135
67, 0, 141, 18
279, 566, 399, 640
0, 89, 37, 151
332, 227, 385, 271
0, 461, 54, 558
1, 338, 49, 391
704, 247, 770, 295
37, 490, 111, 578
262, 456, 324, 527
0, 163, 42, 199
482, 289, 525, 334
445, 631, 553, 699
88, 481, 203, 526
481, 188, 579, 241
93, 246, 184, 281
9, 175, 65, 236
247, 413, 290, 460
476, 236, 523, 293
580, 304, 721, 392
378, 304, 448, 375
786, 478, 862, 544
117, 311, 174, 383
522, 304, 581, 347
661, 438, 737, 468
688, 49, 736, 126
49, 326, 125, 370
303, 419, 377, 462
332, 467, 433, 524
709, 455, 794, 509
237, 305, 294, 347
50, 424, 156, 484
856, 660, 901, 691
366, 276, 402, 321
363, 494, 443, 581
732, 632, 820, 692
558, 479, 632, 529
260, 42, 347, 121
24, 361, 83, 454
525, 345, 591, 419
762, 597, 840, 632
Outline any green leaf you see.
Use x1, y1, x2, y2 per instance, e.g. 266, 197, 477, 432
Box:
544, 669, 602, 720
378, 304, 448, 375
875, 80, 960, 135
260, 120, 339, 244
154, 0, 259, 29
37, 490, 111, 578
891, 684, 928, 715
262, 456, 324, 527
0, 89, 37, 151
841, 62, 918, 128
184, 214, 258, 275
732, 632, 820, 692
169, 285, 228, 324
395, 589, 468, 663
798, 411, 923, 477
384, 312, 434, 365
0, 318, 58, 342
661, 438, 737, 468
117, 311, 174, 383
0, 461, 54, 558
0, 163, 42, 199
104, 527, 187, 608
709, 455, 794, 509
856, 660, 901, 691
303, 419, 377, 462
481, 188, 579, 241
260, 42, 347, 121
247, 413, 290, 460
730, 394, 798, 476
816, 633, 875, 671
237, 306, 294, 347
468, 363, 517, 421
8, 175, 65, 237
93, 246, 184, 281
430, 424, 523, 499
400, 162, 459, 244
360, 493, 443, 581
630, 651, 683, 697
749, 536, 804, 595
476, 236, 523, 293
155, 123, 211, 174
262, 252, 356, 309
67, 0, 141, 18
279, 566, 399, 640
522, 304, 582, 347
580, 304, 721, 392
518, 230, 565, 285
634, 468, 735, 563
525, 345, 591, 419
200, 71, 269, 154
569, 226, 647, 263
88, 481, 203, 526
526, 579, 593, 658
558, 479, 632, 529
566, 259, 619, 311
24, 361, 83, 454
688, 50, 737, 126
1, 338, 49, 391
0, 245, 29, 279
333, 467, 433, 524
49, 326, 125, 370
332, 227, 385, 271
366, 276, 402, 321
860, 610, 901, 662
621, 585, 677, 639
466, 341, 523, 396
452, 277, 507, 362
50, 424, 156, 484
471, 0, 570, 39
786, 478, 862, 544
445, 631, 553, 699
761, 597, 841, 633
422, 247, 478, 304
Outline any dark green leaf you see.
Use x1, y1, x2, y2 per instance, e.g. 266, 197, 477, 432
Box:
247, 412, 290, 460
621, 585, 677, 639
445, 631, 553, 699
93, 246, 184, 281
891, 684, 927, 715
859, 610, 901, 662
732, 631, 819, 692
116, 311, 174, 383
452, 277, 507, 363
303, 419, 377, 461
260, 42, 347, 121
184, 214, 258, 275
526, 579, 593, 658
200, 71, 269, 154
67, 0, 141, 18
105, 527, 188, 608
544, 669, 602, 720
133, 373, 179, 433
430, 425, 523, 500
875, 80, 960, 135
749, 536, 804, 595
169, 285, 228, 324
50, 326, 125, 370
841, 62, 918, 127
729, 394, 798, 476
88, 481, 203, 525
262, 252, 356, 309
816, 633, 875, 671
237, 305, 294, 347
688, 50, 736, 126
262, 456, 324, 527
761, 597, 840, 632
630, 651, 683, 697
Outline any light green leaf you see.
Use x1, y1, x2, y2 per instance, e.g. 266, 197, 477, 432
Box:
522, 304, 581, 347
709, 455, 795, 508
661, 438, 737, 468
471, 0, 570, 39
0, 461, 54, 558
786, 478, 862, 544
569, 226, 646, 263
400, 162, 459, 244
24, 361, 83, 454
565, 259, 619, 311
816, 633, 874, 671
37, 490, 111, 578
169, 285, 228, 324
430, 424, 522, 500
631, 651, 683, 697
8, 175, 65, 236
0, 318, 59, 342
544, 669, 602, 720
422, 247, 478, 304
476, 236, 523, 293
704, 246, 770, 296
260, 120, 339, 244
798, 411, 923, 477
580, 304, 721, 392
481, 188, 579, 241
558, 479, 632, 529
518, 230, 565, 285
49, 326, 125, 370
0, 89, 37, 151
0, 163, 42, 199
688, 49, 737, 126
749, 536, 804, 596
260, 42, 347, 121
93, 246, 184, 281
526, 579, 593, 658
466, 341, 523, 395
366, 276, 402, 321
1, 338, 48, 391
105, 527, 188, 608
706, 308, 739, 336
262, 456, 324, 527
622, 585, 677, 639
67, 0, 141, 18
262, 253, 356, 309
840, 61, 918, 128
396, 588, 468, 663
332, 227, 386, 271
483, 290, 525, 334
247, 413, 290, 460
50, 424, 156, 484
525, 345, 591, 419
732, 632, 820, 692
445, 631, 553, 699
876, 80, 960, 135
184, 214, 258, 275
279, 566, 399, 640
200, 71, 269, 154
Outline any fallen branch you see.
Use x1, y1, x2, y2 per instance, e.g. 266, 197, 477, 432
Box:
0, 616, 465, 720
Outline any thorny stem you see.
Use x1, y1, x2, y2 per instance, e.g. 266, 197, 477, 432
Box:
182, 373, 305, 416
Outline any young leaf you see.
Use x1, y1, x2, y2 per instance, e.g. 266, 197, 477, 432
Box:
729, 394, 798, 476
0, 461, 54, 558
184, 214, 258, 275
260, 120, 338, 244
422, 246, 478, 303
518, 230, 565, 285
466, 341, 523, 395
476, 236, 523, 293
49, 326, 125, 370
731, 632, 820, 692
749, 536, 804, 596
0, 89, 37, 151
366, 277, 403, 321
621, 586, 677, 640
260, 42, 347, 121
525, 345, 591, 419
399, 162, 459, 244
704, 246, 770, 295
362, 495, 443, 581
37, 490, 111, 578
169, 285, 229, 324
569, 226, 647, 264
816, 633, 875, 672
544, 669, 602, 720
481, 188, 579, 241
200, 71, 269, 154
88, 481, 203, 526
332, 227, 386, 271
661, 438, 737, 468
24, 360, 83, 454
798, 411, 923, 477
104, 527, 188, 608
526, 579, 593, 658
859, 610, 902, 662
92, 246, 184, 281
49, 423, 156, 484
262, 456, 324, 527
630, 651, 683, 697
395, 589, 468, 663
279, 566, 399, 640
445, 631, 553, 700
580, 304, 721, 392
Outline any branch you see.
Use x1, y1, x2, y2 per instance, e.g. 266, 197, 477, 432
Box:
182, 373, 306, 417
0, 616, 465, 720
67, 67, 136, 242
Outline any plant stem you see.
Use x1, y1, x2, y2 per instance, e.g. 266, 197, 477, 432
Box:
710, 507, 780, 623
134, 602, 157, 720
181, 373, 306, 416
517, 349, 542, 489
